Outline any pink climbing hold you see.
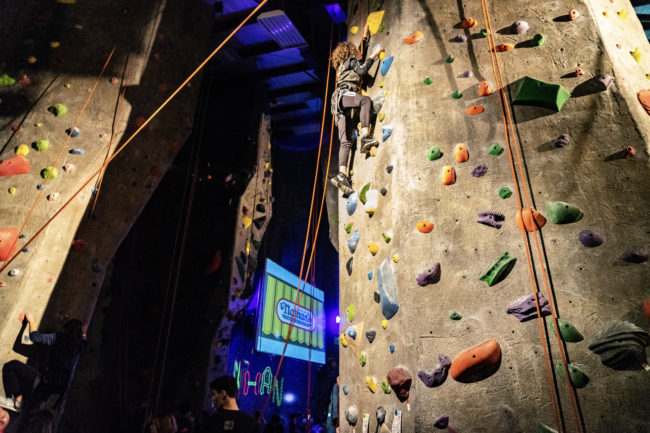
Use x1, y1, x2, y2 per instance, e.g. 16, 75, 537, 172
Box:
637, 89, 650, 115
0, 227, 19, 261
0, 156, 30, 177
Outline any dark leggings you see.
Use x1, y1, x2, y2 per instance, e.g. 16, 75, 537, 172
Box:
2, 360, 39, 399
336, 92, 372, 168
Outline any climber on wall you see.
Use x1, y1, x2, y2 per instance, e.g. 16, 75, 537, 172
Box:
330, 26, 384, 195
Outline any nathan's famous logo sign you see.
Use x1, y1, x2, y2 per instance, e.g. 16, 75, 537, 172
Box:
276, 298, 315, 331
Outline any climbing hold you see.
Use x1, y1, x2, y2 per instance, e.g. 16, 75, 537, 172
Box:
33, 139, 49, 152
386, 367, 412, 402
382, 232, 391, 243
346, 406, 359, 426
434, 416, 449, 429
0, 74, 16, 86
515, 208, 547, 232
366, 376, 377, 393
342, 386, 349, 395
441, 166, 456, 185
427, 146, 442, 160
17, 75, 30, 85
554, 134, 571, 148
347, 329, 356, 339
374, 292, 381, 303
242, 216, 252, 229
450, 311, 462, 320
638, 90, 650, 115
368, 243, 379, 256
8, 187, 16, 195
537, 422, 559, 433
478, 81, 492, 96
471, 163, 488, 177
512, 77, 571, 111
340, 333, 349, 347
8, 269, 20, 276
477, 211, 504, 229
376, 407, 387, 425
454, 144, 468, 162
27, 56, 37, 64
451, 90, 463, 99
555, 363, 589, 388
348, 230, 360, 254
575, 68, 584, 76
48, 103, 68, 117
368, 271, 373, 280
546, 201, 583, 224
416, 263, 441, 286
620, 250, 648, 263
347, 192, 358, 216
380, 187, 387, 196
37, 185, 43, 190
499, 187, 512, 199
15, 145, 29, 156
569, 9, 579, 20
50, 41, 60, 48
589, 321, 649, 369
418, 354, 451, 388
253, 216, 266, 229
0, 228, 19, 261
510, 21, 529, 35
346, 304, 355, 322
465, 105, 484, 115
366, 330, 376, 343
506, 293, 551, 322
69, 148, 85, 155
488, 143, 503, 155
392, 254, 399, 263
359, 183, 370, 204
386, 165, 393, 174
445, 54, 454, 63
346, 257, 353, 276
47, 192, 59, 201
617, 9, 629, 19
550, 318, 583, 342
359, 351, 367, 367
0, 156, 30, 177
378, 258, 399, 319
367, 10, 385, 35
363, 190, 378, 215
344, 223, 353, 234
644, 298, 650, 320
416, 221, 434, 233
494, 43, 515, 52
452, 35, 467, 43
462, 70, 473, 78
350, 26, 359, 35
532, 33, 545, 46
381, 125, 393, 142
403, 30, 423, 44
389, 344, 395, 353
66, 127, 80, 137
380, 379, 391, 394
579, 230, 603, 247
378, 112, 386, 122
423, 77, 432, 85
480, 252, 516, 286
380, 56, 394, 76
450, 338, 501, 381
381, 319, 387, 329
461, 18, 477, 28
630, 47, 641, 64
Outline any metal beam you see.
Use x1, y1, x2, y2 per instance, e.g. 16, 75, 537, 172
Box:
250, 62, 312, 80
268, 81, 321, 98
269, 102, 309, 114
236, 40, 281, 58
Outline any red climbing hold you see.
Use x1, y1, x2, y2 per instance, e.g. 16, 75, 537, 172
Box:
575, 68, 584, 76
135, 116, 146, 128
637, 89, 650, 115
479, 81, 492, 96
403, 30, 423, 44
461, 18, 477, 29
0, 156, 30, 177
643, 298, 650, 320
466, 105, 484, 115
11, 125, 21, 132
454, 144, 469, 163
515, 208, 547, 232
0, 228, 19, 261
205, 250, 222, 275
416, 221, 434, 233
623, 146, 636, 158
494, 44, 515, 52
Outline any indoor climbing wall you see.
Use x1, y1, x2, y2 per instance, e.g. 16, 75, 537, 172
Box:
335, 1, 650, 432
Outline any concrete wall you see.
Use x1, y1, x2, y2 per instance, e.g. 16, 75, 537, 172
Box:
336, 1, 649, 432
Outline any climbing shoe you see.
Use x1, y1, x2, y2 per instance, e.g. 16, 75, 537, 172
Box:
359, 135, 379, 154
0, 395, 21, 412
331, 173, 354, 195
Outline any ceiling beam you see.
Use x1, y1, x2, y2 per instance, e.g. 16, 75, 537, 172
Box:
268, 81, 321, 98
236, 40, 282, 58
269, 102, 309, 114
250, 62, 312, 80
213, 7, 265, 33
271, 113, 320, 128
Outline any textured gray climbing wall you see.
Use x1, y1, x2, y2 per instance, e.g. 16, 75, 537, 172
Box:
335, 1, 650, 432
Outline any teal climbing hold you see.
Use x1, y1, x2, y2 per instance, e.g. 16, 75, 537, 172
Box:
346, 304, 355, 322
0, 74, 16, 86
378, 258, 399, 319
427, 146, 442, 161
382, 125, 393, 142
512, 76, 570, 112
368, 270, 373, 280
450, 311, 462, 320
498, 187, 512, 199
555, 362, 589, 388
479, 252, 517, 286
380, 56, 394, 76
424, 77, 432, 85
347, 192, 358, 216
488, 143, 503, 155
451, 90, 463, 99
359, 183, 371, 204
445, 54, 454, 63
348, 230, 360, 254
33, 139, 50, 152
549, 318, 583, 343
546, 201, 583, 224
533, 33, 545, 46
48, 103, 68, 117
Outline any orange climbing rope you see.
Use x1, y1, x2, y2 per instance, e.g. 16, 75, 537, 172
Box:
477, 1, 584, 432
0, 0, 269, 275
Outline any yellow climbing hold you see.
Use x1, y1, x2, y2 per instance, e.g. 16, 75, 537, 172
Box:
366, 376, 377, 393
379, 51, 385, 61
392, 254, 399, 263
646, 73, 650, 80
74, 24, 83, 30
378, 113, 386, 122
602, 11, 608, 16
340, 333, 349, 347
268, 141, 271, 150
350, 26, 359, 35
368, 242, 379, 256
35, 122, 42, 127
631, 47, 642, 64
381, 319, 388, 329
367, 11, 385, 35
369, 147, 378, 157
64, 83, 71, 88
8, 187, 16, 195
617, 9, 628, 19
385, 91, 389, 98
50, 41, 60, 48
243, 216, 252, 228
27, 56, 37, 64
15, 145, 29, 156
246, 241, 250, 256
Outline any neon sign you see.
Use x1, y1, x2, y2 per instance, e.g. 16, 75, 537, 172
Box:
276, 298, 315, 331
233, 359, 284, 407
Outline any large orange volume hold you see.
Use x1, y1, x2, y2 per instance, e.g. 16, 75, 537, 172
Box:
454, 144, 469, 163
0, 227, 19, 262
441, 166, 455, 185
416, 221, 434, 233
515, 207, 547, 232
0, 156, 30, 177
450, 338, 501, 381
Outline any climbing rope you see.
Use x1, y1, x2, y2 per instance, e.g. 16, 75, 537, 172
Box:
477, 1, 584, 432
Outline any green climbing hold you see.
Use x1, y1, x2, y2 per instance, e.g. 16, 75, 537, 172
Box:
0, 74, 16, 86
378, 113, 386, 122
488, 143, 503, 155
349, 170, 354, 176
479, 252, 517, 286
379, 81, 385, 88
450, 311, 462, 320
498, 187, 512, 199
378, 23, 384, 33
47, 103, 68, 117
359, 350, 367, 367
252, 240, 262, 250
533, 33, 545, 46
382, 233, 391, 243
359, 183, 371, 204
555, 362, 589, 388
546, 201, 583, 224
381, 378, 391, 394
427, 146, 442, 161
480, 29, 488, 38
445, 54, 454, 63
451, 90, 463, 99
537, 423, 559, 433
512, 76, 570, 112
33, 139, 50, 152
346, 304, 355, 322
424, 77, 432, 85
344, 222, 353, 234
549, 318, 583, 343
40, 166, 58, 180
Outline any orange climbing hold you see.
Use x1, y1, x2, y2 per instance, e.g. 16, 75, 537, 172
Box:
416, 221, 434, 233
643, 298, 650, 320
454, 144, 469, 163
442, 166, 456, 185
569, 9, 579, 20
0, 156, 30, 177
494, 43, 515, 52
624, 146, 636, 158
515, 208, 547, 232
479, 81, 492, 96
0, 227, 19, 262
450, 338, 501, 381
466, 105, 484, 115
461, 18, 477, 28
403, 30, 423, 44
637, 89, 650, 115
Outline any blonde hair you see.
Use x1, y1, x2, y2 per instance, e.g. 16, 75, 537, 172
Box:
331, 41, 357, 70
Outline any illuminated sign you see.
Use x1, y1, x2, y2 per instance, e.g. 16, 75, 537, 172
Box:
276, 298, 315, 331
233, 359, 284, 407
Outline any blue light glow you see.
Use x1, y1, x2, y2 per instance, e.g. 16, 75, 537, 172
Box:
284, 392, 296, 403
325, 3, 347, 24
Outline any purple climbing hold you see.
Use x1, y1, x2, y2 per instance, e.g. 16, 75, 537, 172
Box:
621, 249, 648, 263
462, 70, 473, 78
416, 263, 441, 286
453, 35, 468, 42
554, 134, 571, 148
579, 230, 603, 247
510, 20, 529, 35
417, 354, 451, 387
477, 211, 505, 229
471, 163, 488, 177
434, 416, 450, 429
506, 293, 551, 322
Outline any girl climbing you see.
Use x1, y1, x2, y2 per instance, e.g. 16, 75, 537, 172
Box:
330, 27, 384, 195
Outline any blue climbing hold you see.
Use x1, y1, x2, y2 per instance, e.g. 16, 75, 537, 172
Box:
22, 248, 29, 253
36, 184, 44, 190
382, 125, 393, 142
348, 230, 360, 254
380, 56, 394, 76
347, 192, 358, 216
378, 258, 399, 319
389, 344, 395, 353
343, 385, 349, 395
348, 329, 357, 339
66, 127, 80, 137
69, 148, 85, 155
368, 270, 373, 280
